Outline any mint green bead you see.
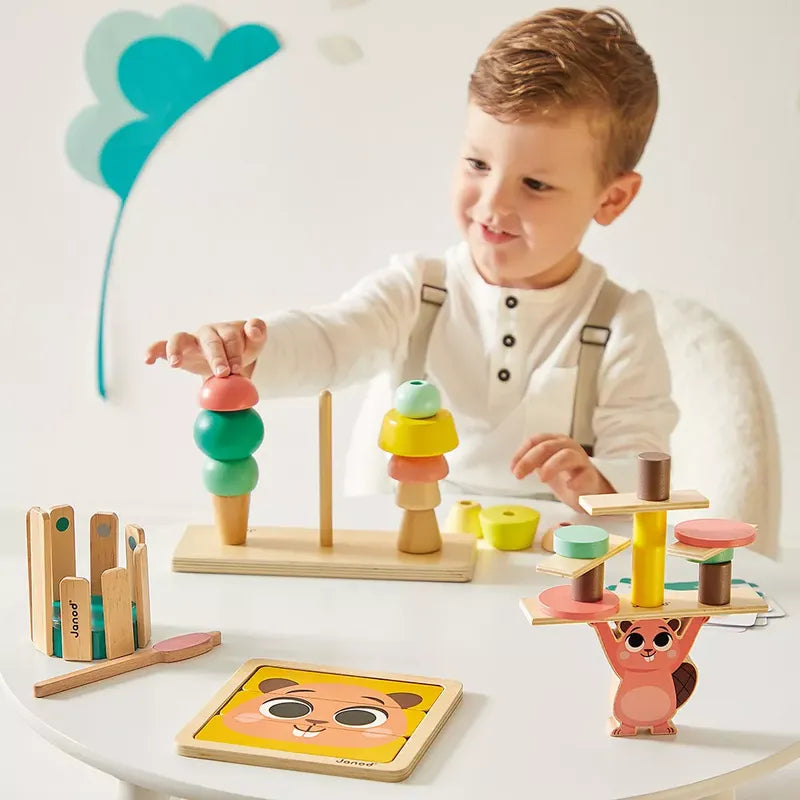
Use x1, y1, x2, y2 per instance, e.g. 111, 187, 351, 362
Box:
203, 456, 259, 496
194, 409, 264, 461
394, 380, 441, 419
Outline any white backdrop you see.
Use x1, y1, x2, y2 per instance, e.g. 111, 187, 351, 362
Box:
2, 1, 798, 544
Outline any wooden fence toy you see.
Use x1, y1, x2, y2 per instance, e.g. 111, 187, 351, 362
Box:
26, 506, 151, 662
519, 451, 769, 737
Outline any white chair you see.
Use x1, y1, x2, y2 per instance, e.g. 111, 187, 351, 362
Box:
651, 292, 781, 558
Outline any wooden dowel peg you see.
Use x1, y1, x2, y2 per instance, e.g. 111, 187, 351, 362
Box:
319, 389, 333, 548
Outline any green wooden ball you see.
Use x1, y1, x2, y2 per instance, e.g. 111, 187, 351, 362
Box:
203, 456, 259, 496
394, 380, 441, 419
194, 409, 264, 461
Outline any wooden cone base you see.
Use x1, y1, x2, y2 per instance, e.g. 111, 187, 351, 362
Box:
212, 494, 250, 546
398, 509, 442, 555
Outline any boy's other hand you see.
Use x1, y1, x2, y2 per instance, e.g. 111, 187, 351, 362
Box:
510, 433, 614, 510
145, 318, 267, 378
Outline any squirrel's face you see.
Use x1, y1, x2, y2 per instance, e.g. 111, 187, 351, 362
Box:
617, 619, 681, 671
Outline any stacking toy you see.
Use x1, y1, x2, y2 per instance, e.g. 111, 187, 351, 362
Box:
195, 375, 264, 545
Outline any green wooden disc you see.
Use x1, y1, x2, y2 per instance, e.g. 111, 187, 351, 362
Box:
690, 547, 734, 564
194, 409, 264, 461
553, 524, 609, 559
203, 456, 259, 496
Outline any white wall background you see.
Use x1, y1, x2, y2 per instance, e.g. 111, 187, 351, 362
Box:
2, 0, 799, 544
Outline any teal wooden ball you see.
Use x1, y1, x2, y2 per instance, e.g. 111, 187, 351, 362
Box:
203, 456, 259, 496
394, 380, 441, 419
194, 409, 264, 461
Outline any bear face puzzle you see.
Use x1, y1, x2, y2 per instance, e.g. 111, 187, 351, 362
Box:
175, 659, 463, 781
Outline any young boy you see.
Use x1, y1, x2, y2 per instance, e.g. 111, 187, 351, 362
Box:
145, 7, 678, 511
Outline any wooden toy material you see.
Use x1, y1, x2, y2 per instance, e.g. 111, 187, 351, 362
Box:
34, 632, 222, 698
540, 521, 573, 553
553, 524, 608, 559
175, 658, 462, 782
520, 450, 769, 738
442, 500, 483, 539
27, 505, 151, 663
479, 505, 540, 551
174, 387, 477, 582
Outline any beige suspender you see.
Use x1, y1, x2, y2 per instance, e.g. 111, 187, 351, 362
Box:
569, 278, 625, 455
397, 258, 448, 385
398, 259, 624, 454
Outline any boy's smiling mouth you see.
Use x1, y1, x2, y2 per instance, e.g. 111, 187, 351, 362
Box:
478, 222, 518, 245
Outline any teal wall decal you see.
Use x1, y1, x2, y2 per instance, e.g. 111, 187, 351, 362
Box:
66, 6, 281, 399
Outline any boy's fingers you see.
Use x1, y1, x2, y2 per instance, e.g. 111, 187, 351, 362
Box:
538, 448, 585, 483
166, 332, 200, 367
512, 437, 566, 479
196, 325, 229, 376
510, 433, 558, 468
216, 323, 246, 374
145, 340, 167, 364
244, 318, 267, 341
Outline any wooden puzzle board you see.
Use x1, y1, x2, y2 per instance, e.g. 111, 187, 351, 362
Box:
519, 583, 768, 626
172, 525, 477, 582
175, 658, 463, 781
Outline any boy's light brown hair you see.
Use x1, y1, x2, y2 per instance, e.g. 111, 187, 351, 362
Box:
469, 6, 658, 185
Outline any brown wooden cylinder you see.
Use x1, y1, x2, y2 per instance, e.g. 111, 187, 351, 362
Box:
637, 452, 671, 501
571, 564, 604, 603
699, 561, 732, 605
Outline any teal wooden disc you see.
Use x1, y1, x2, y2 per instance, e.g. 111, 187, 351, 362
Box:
194, 409, 264, 461
52, 596, 138, 660
203, 455, 259, 496
394, 380, 441, 419
554, 524, 609, 559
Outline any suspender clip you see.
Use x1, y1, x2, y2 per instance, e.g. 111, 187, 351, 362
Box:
580, 324, 611, 346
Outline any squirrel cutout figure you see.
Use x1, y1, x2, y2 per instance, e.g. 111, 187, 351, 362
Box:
591, 616, 709, 736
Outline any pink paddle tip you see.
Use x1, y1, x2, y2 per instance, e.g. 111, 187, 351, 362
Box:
153, 632, 212, 652
199, 375, 259, 411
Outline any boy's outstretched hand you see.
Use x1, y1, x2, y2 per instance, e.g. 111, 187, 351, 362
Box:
145, 318, 267, 379
510, 433, 614, 510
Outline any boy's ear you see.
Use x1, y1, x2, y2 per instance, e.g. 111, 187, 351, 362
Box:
593, 172, 642, 226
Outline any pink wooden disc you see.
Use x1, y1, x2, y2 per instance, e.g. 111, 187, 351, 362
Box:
388, 454, 449, 482
537, 585, 620, 621
674, 518, 756, 548
153, 632, 211, 652
199, 375, 259, 412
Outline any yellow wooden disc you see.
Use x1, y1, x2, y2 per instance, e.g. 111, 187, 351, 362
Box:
378, 409, 458, 457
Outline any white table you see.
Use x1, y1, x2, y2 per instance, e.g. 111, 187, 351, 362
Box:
1, 498, 798, 800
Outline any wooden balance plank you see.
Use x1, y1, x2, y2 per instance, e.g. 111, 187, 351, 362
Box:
667, 541, 727, 561
59, 577, 93, 661
91, 512, 119, 595
578, 489, 709, 516
520, 582, 768, 626
173, 525, 477, 583
133, 544, 151, 648
536, 534, 630, 579
48, 505, 76, 598
28, 508, 54, 655
101, 567, 135, 659
125, 524, 146, 601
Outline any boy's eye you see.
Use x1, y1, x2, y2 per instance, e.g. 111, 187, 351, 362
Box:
465, 157, 489, 171
523, 177, 551, 192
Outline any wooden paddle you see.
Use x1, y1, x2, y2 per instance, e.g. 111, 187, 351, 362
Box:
34, 631, 222, 698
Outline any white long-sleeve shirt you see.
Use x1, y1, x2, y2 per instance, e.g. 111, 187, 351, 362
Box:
251, 241, 679, 498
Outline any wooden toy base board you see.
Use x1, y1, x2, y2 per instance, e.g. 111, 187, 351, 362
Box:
519, 583, 768, 625
175, 658, 463, 782
173, 525, 477, 583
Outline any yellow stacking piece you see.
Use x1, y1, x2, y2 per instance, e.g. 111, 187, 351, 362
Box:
631, 510, 667, 607
378, 409, 458, 457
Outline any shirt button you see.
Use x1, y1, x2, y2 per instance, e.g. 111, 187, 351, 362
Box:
503, 334, 516, 347
498, 368, 511, 381
505, 296, 518, 309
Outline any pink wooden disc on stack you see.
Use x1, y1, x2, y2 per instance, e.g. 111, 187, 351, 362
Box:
537, 585, 620, 620
199, 375, 259, 412
674, 518, 756, 548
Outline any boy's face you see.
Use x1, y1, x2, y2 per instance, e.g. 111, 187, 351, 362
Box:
452, 103, 631, 289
